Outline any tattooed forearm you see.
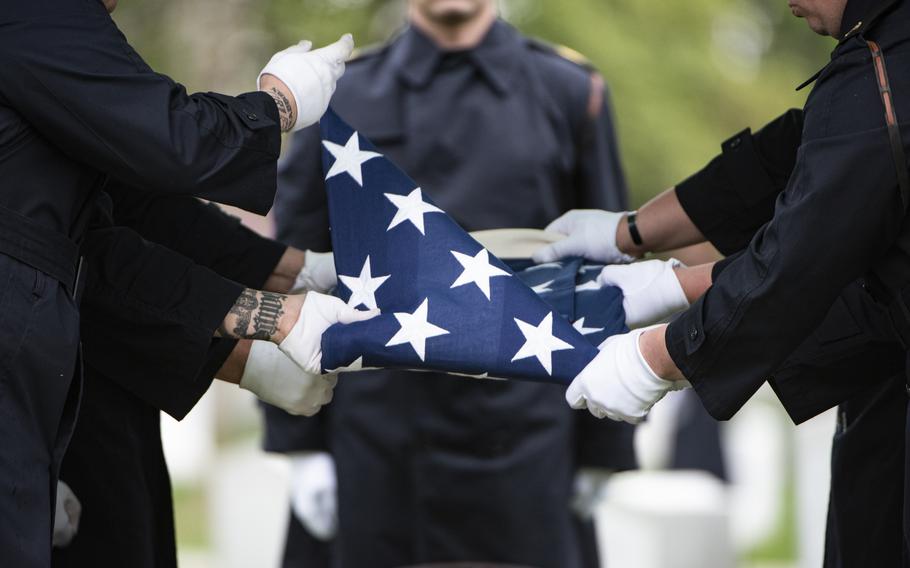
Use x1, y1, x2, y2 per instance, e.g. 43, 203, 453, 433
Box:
266, 87, 296, 132
217, 289, 289, 342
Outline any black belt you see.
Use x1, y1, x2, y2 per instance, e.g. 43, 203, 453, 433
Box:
0, 203, 81, 295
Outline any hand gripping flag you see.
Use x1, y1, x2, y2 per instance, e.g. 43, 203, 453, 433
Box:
318, 108, 625, 384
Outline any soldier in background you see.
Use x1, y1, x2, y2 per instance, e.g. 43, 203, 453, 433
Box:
265, 1, 636, 567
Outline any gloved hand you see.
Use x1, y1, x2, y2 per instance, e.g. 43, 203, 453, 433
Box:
290, 452, 338, 541
533, 210, 636, 265
292, 251, 337, 294
53, 481, 82, 548
598, 258, 689, 328
279, 292, 378, 375
258, 34, 355, 131
571, 468, 613, 520
240, 340, 336, 416
566, 327, 690, 424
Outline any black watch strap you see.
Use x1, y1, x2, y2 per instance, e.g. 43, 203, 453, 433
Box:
627, 211, 644, 246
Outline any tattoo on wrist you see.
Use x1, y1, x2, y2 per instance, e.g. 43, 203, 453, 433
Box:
232, 289, 259, 338
266, 87, 295, 132
220, 289, 287, 341
252, 292, 285, 340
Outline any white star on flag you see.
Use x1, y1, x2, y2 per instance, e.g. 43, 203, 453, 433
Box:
450, 249, 510, 300
576, 280, 601, 292
511, 312, 574, 375
386, 298, 450, 361
531, 280, 554, 295
323, 132, 382, 186
385, 188, 443, 235
339, 256, 390, 311
573, 317, 604, 336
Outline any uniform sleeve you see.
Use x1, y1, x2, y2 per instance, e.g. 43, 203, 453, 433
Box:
0, 2, 280, 214
573, 75, 629, 211
106, 182, 287, 285
273, 126, 333, 250
88, 185, 288, 417
665, 123, 905, 420
79, 220, 245, 420
675, 109, 803, 255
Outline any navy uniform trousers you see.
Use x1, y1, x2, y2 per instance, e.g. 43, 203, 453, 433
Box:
266, 20, 635, 568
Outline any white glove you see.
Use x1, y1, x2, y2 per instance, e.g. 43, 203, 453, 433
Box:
258, 34, 355, 131
292, 251, 337, 294
571, 468, 613, 520
566, 327, 690, 424
241, 340, 336, 416
533, 210, 636, 265
53, 481, 81, 548
598, 258, 689, 328
290, 452, 338, 541
279, 292, 378, 375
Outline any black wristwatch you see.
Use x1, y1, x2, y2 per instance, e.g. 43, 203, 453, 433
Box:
626, 211, 644, 246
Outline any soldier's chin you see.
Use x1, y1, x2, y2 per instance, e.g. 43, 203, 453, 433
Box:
803, 15, 831, 36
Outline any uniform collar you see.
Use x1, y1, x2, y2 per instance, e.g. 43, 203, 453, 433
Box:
393, 20, 523, 96
796, 0, 902, 91
838, 0, 901, 41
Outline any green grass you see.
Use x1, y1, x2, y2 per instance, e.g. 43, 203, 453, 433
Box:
173, 483, 209, 550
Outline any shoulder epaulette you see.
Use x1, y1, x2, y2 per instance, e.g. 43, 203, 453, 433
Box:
348, 42, 386, 63
526, 37, 597, 73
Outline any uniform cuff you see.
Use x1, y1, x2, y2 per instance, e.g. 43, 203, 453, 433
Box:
665, 301, 732, 420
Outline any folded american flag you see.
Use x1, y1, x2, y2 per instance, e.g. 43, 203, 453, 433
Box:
318, 109, 625, 385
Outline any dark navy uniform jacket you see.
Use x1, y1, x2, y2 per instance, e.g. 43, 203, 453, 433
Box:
0, 1, 280, 564
0, 0, 281, 343
665, 0, 910, 423
265, 21, 634, 568
665, 0, 910, 564
57, 191, 287, 568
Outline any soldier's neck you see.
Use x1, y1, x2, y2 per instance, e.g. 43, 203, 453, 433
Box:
409, 5, 498, 51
